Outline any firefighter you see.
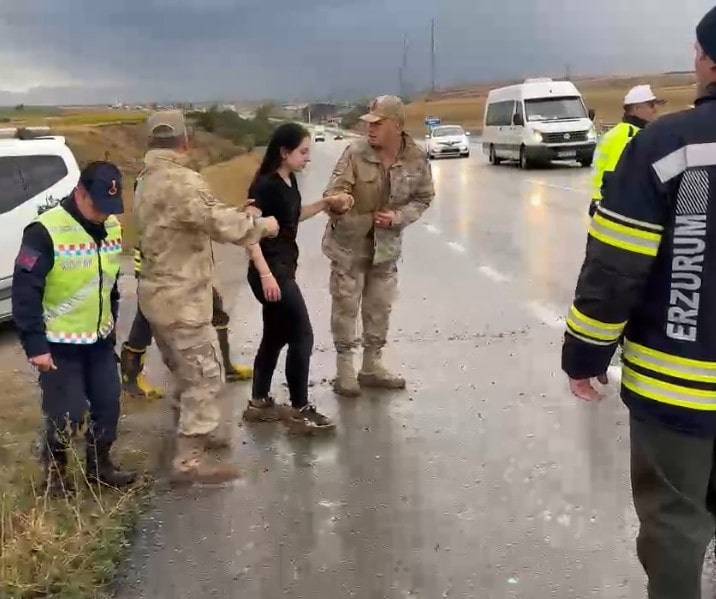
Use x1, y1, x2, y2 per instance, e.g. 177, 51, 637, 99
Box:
562, 8, 716, 597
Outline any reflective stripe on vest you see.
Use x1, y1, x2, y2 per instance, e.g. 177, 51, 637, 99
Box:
37, 206, 122, 344
591, 122, 640, 201
623, 339, 716, 410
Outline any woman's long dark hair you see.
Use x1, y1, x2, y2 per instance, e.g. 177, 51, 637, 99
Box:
251, 123, 310, 190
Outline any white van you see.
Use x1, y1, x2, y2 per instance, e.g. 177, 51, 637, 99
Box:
482, 79, 597, 169
0, 129, 80, 321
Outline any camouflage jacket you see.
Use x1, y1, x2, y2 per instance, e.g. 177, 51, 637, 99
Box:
323, 134, 434, 265
135, 150, 267, 327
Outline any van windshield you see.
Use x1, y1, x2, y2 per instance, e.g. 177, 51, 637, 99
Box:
524, 97, 587, 122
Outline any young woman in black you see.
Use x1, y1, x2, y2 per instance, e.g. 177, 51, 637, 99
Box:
243, 123, 351, 434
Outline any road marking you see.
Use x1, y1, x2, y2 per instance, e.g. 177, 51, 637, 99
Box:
478, 265, 510, 283
425, 224, 441, 235
526, 179, 589, 195
527, 301, 565, 329
447, 241, 466, 253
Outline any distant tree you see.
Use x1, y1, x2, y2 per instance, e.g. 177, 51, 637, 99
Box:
14, 104, 25, 112
341, 103, 370, 130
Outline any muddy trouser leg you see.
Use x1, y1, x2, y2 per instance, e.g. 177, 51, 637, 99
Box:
152, 323, 223, 437
330, 260, 366, 353
248, 273, 287, 400
83, 341, 121, 447
630, 415, 716, 599
40, 346, 89, 461
126, 306, 154, 351
361, 261, 398, 351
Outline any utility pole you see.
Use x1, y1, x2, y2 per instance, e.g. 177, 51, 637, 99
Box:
399, 34, 409, 99
430, 18, 436, 95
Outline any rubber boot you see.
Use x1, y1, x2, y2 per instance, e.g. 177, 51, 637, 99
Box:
121, 343, 163, 400
86, 441, 137, 488
358, 348, 406, 389
333, 351, 361, 397
216, 327, 253, 382
42, 442, 74, 498
170, 435, 241, 485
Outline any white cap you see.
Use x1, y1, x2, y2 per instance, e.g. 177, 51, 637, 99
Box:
624, 85, 665, 106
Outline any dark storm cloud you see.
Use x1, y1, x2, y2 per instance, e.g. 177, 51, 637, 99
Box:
0, 0, 713, 104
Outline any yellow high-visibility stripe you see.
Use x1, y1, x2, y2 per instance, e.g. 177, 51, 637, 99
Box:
565, 328, 616, 347
588, 225, 660, 257
623, 366, 716, 411
593, 214, 662, 242
624, 340, 716, 383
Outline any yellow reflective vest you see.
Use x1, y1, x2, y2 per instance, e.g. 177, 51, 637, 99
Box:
38, 206, 122, 344
591, 121, 642, 202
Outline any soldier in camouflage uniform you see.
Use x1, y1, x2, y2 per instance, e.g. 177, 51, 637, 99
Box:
323, 96, 435, 397
134, 111, 278, 483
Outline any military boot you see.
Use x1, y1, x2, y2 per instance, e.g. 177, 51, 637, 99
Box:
216, 327, 253, 382
358, 348, 406, 390
333, 351, 361, 397
170, 435, 241, 485
121, 343, 163, 400
86, 441, 137, 488
42, 443, 74, 498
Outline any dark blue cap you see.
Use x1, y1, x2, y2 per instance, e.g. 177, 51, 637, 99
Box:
697, 6, 716, 62
79, 161, 124, 215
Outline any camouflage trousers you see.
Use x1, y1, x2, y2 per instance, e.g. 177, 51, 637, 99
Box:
330, 258, 398, 353
152, 323, 223, 437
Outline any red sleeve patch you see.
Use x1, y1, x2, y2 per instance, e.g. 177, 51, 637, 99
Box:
16, 247, 40, 272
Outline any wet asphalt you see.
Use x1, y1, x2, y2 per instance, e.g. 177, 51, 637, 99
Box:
103, 139, 716, 598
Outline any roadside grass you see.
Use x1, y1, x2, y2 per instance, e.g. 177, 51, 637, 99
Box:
0, 367, 152, 599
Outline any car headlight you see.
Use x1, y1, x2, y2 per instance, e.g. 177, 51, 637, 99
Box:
532, 131, 543, 143
587, 127, 597, 141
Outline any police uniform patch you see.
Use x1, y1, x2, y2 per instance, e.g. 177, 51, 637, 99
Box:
16, 246, 40, 272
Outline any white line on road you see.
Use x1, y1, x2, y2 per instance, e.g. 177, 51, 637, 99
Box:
447, 241, 466, 253
478, 265, 511, 283
527, 301, 566, 329
526, 179, 590, 195
424, 224, 441, 235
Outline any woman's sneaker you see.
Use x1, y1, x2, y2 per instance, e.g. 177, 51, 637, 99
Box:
283, 404, 336, 435
242, 397, 281, 422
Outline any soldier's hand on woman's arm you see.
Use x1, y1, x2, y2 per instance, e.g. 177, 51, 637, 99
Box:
258, 216, 279, 238
324, 193, 354, 215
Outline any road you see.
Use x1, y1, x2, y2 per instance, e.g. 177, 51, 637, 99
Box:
103, 139, 709, 597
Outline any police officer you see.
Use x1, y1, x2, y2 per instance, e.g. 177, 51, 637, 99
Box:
589, 84, 665, 216
134, 110, 278, 484
562, 8, 716, 597
323, 96, 435, 397
13, 162, 136, 496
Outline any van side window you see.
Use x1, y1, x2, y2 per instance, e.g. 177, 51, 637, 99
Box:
0, 156, 68, 215
486, 101, 516, 127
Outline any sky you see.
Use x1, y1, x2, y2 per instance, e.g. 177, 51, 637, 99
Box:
0, 0, 713, 105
